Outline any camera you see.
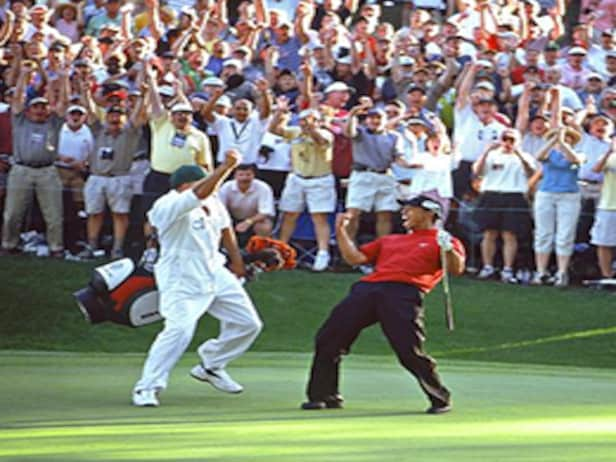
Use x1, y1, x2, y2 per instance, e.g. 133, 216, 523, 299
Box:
100, 147, 114, 161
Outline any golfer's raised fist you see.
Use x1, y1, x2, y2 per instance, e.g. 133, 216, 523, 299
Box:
223, 149, 242, 169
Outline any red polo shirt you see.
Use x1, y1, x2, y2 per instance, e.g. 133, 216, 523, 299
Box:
359, 229, 465, 293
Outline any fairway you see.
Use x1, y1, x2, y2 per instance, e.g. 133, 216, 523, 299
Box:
2, 351, 616, 462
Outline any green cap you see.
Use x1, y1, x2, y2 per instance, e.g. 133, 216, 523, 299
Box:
169, 165, 206, 189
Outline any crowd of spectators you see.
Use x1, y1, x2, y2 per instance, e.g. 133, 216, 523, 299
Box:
0, 0, 615, 288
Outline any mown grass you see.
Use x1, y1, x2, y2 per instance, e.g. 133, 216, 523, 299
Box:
1, 256, 615, 368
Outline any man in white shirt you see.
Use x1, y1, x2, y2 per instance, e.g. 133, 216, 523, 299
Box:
203, 82, 273, 165
472, 129, 537, 283
452, 62, 509, 200
218, 163, 275, 247
132, 150, 263, 407
56, 105, 94, 210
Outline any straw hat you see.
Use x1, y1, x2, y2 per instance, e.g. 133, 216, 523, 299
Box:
56, 2, 78, 18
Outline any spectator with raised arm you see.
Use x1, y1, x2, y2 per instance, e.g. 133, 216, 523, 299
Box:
202, 80, 272, 166
343, 98, 413, 242
532, 127, 585, 287
141, 65, 212, 225
473, 128, 537, 283
270, 96, 336, 272
1, 59, 69, 257
79, 73, 148, 259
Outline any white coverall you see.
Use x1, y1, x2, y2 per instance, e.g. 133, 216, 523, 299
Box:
134, 188, 263, 392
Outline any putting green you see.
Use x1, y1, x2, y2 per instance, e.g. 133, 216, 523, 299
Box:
1, 352, 615, 461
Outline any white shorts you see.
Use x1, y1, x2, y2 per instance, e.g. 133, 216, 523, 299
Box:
345, 170, 399, 212
84, 174, 133, 214
279, 173, 337, 213
590, 209, 616, 247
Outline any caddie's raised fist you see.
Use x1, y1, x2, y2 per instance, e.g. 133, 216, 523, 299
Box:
223, 149, 242, 169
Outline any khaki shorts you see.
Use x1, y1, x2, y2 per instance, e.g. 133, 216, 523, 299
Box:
345, 170, 399, 212
590, 209, 616, 247
84, 174, 133, 214
57, 167, 85, 203
279, 173, 337, 214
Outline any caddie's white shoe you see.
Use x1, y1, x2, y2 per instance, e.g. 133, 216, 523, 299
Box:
190, 364, 243, 394
312, 250, 330, 272
132, 389, 159, 407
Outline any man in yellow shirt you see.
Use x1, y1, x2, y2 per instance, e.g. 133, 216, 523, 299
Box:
270, 98, 336, 272
141, 67, 213, 224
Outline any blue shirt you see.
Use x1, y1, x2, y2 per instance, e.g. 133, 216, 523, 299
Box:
539, 149, 580, 193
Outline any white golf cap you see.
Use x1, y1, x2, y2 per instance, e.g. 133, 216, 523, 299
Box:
223, 58, 243, 69
202, 76, 225, 87
324, 81, 352, 94
27, 96, 49, 106
568, 46, 588, 56
335, 55, 352, 65
298, 109, 320, 119
399, 56, 416, 67
170, 102, 193, 113
67, 105, 87, 114
180, 6, 196, 16
474, 81, 496, 92
587, 72, 605, 81
159, 85, 175, 97
476, 59, 494, 68
215, 95, 232, 108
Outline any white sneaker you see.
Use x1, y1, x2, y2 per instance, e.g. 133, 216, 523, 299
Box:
312, 250, 330, 272
190, 364, 243, 394
477, 265, 495, 279
500, 268, 519, 284
554, 272, 569, 288
132, 389, 159, 407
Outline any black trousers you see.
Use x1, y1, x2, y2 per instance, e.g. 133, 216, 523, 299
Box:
306, 281, 450, 406
140, 170, 171, 220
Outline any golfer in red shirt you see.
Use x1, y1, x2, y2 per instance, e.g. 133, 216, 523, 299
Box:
301, 195, 466, 414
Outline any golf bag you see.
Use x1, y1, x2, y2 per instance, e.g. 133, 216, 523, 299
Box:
73, 258, 161, 328
74, 236, 297, 328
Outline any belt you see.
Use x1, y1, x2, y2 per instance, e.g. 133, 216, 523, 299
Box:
16, 162, 53, 168
295, 173, 330, 180
353, 165, 388, 174
579, 179, 601, 185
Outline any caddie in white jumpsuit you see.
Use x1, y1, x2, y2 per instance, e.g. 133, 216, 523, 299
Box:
132, 150, 263, 407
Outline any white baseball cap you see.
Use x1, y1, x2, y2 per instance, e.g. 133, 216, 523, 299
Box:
399, 56, 415, 67
215, 95, 232, 108
324, 81, 353, 94
202, 76, 225, 87
170, 103, 193, 113
159, 85, 175, 97
223, 58, 243, 70
66, 105, 87, 114
568, 46, 588, 56
335, 55, 352, 65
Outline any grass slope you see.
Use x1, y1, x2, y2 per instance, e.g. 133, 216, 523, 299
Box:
1, 257, 616, 368
1, 352, 616, 462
